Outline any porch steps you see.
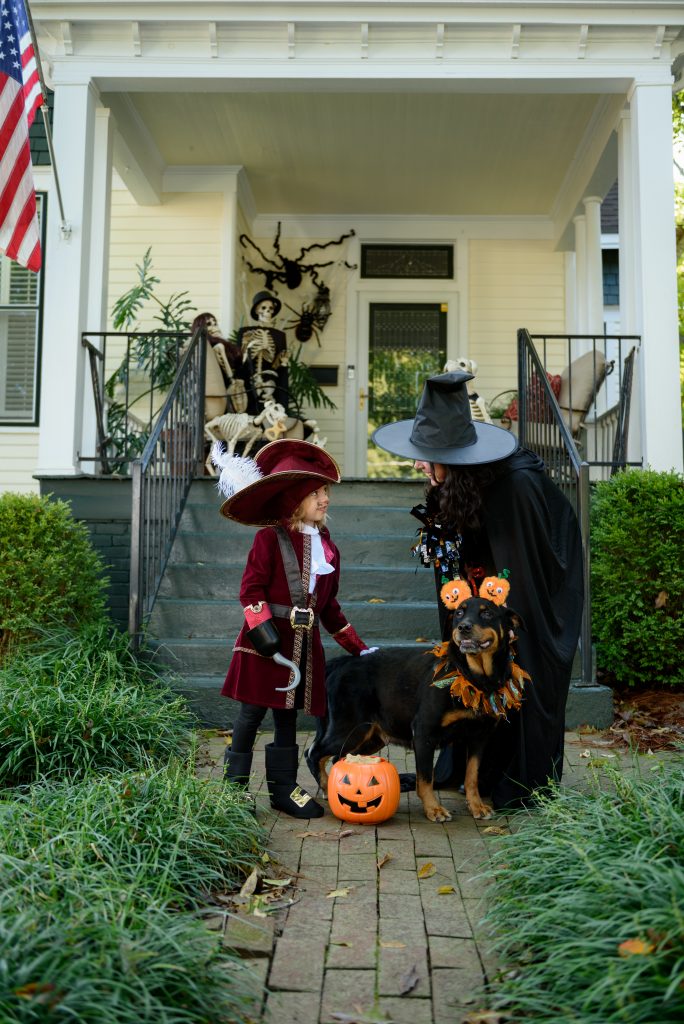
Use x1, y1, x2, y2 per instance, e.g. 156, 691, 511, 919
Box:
149, 477, 614, 731
150, 478, 437, 727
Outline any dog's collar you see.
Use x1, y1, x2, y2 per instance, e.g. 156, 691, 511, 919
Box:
429, 641, 531, 720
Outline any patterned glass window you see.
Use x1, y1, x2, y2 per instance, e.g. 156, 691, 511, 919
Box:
0, 193, 45, 424
361, 244, 454, 280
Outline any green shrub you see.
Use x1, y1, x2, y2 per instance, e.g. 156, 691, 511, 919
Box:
482, 756, 684, 1023
590, 469, 684, 688
0, 624, 191, 785
0, 492, 109, 657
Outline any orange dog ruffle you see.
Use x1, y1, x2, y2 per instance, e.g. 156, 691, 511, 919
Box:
430, 641, 531, 719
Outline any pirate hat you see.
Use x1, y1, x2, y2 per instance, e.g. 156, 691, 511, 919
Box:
213, 438, 341, 526
250, 290, 282, 320
372, 370, 517, 466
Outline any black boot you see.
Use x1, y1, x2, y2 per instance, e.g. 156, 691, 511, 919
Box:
223, 748, 253, 787
265, 743, 324, 819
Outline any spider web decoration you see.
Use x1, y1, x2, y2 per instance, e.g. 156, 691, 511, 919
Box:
239, 222, 357, 292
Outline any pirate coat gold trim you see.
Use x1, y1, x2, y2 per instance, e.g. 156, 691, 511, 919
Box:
429, 641, 531, 719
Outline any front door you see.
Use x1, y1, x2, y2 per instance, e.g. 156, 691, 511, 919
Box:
366, 302, 447, 477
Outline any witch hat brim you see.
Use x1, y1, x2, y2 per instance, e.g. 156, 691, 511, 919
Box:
372, 418, 517, 466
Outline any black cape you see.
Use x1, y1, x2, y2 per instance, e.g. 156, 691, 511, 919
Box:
433, 447, 584, 808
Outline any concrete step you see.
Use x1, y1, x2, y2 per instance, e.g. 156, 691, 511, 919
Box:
158, 562, 436, 601
149, 598, 440, 642
152, 635, 437, 678
169, 531, 421, 566
188, 478, 425, 507
179, 502, 421, 535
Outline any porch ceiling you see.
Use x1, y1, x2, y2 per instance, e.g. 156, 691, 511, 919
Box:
119, 89, 605, 217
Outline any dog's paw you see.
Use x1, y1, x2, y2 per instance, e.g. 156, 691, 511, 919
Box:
468, 800, 494, 820
425, 804, 452, 823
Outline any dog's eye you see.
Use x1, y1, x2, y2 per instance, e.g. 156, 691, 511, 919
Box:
368, 776, 380, 787
341, 774, 351, 785
453, 607, 464, 619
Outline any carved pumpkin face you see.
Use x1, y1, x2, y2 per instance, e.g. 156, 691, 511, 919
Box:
328, 755, 401, 825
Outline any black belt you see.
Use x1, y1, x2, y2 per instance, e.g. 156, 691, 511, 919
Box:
270, 604, 319, 630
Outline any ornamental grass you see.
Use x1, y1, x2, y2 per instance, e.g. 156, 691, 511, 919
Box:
0, 765, 266, 1022
482, 755, 684, 1023
0, 624, 191, 785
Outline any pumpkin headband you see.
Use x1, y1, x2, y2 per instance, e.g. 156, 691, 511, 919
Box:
440, 574, 510, 610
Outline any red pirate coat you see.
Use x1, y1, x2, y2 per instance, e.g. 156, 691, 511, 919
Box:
221, 525, 351, 715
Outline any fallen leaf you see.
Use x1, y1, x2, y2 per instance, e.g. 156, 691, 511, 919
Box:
655, 590, 668, 609
482, 826, 510, 836
415, 637, 429, 642
368, 597, 386, 604
417, 862, 436, 879
579, 749, 591, 758
437, 885, 455, 895
398, 963, 420, 994
263, 877, 292, 887
261, 852, 270, 864
380, 940, 407, 948
239, 868, 260, 898
326, 887, 352, 899
339, 829, 358, 839
618, 937, 655, 957
330, 940, 353, 947
377, 852, 393, 869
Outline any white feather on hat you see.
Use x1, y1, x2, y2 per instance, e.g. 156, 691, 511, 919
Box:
210, 442, 263, 499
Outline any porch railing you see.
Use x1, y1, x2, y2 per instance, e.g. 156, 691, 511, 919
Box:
516, 328, 640, 686
128, 329, 207, 647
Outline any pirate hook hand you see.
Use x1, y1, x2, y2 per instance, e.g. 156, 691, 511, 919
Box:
333, 623, 371, 656
243, 603, 301, 691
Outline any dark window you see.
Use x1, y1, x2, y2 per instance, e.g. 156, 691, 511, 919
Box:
602, 249, 619, 307
361, 244, 454, 280
0, 193, 46, 424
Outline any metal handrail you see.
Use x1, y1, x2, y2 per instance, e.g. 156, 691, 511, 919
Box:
517, 328, 593, 685
128, 328, 207, 648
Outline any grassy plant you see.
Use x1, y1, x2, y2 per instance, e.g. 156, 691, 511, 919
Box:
0, 887, 260, 1023
0, 624, 191, 785
590, 468, 684, 688
0, 764, 266, 1022
0, 764, 261, 904
481, 756, 684, 1023
0, 493, 109, 658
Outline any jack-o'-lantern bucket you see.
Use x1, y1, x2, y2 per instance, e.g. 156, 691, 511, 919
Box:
327, 754, 401, 825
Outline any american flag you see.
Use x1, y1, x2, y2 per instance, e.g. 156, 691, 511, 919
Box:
0, 0, 42, 271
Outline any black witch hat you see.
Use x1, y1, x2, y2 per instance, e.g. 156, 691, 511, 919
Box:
372, 371, 517, 466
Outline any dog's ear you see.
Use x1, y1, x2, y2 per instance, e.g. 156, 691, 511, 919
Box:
507, 608, 526, 634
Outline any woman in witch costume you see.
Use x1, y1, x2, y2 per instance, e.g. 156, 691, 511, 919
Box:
372, 370, 584, 809
213, 438, 374, 819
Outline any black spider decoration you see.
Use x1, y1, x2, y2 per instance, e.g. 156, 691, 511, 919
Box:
239, 222, 357, 292
283, 300, 326, 346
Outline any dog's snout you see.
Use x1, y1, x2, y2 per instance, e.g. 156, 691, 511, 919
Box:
457, 620, 473, 634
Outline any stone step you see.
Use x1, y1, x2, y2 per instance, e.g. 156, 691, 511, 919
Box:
158, 562, 436, 601
169, 531, 422, 566
153, 636, 436, 678
179, 502, 421, 535
188, 478, 424, 507
149, 597, 439, 641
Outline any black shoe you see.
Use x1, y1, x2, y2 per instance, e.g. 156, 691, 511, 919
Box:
223, 748, 253, 786
265, 743, 324, 819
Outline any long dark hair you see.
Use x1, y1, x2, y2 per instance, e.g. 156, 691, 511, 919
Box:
430, 464, 497, 533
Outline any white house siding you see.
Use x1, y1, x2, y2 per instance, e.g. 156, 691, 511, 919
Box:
0, 430, 40, 494
468, 239, 567, 405
106, 186, 224, 377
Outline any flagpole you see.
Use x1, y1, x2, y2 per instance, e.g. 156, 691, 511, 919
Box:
24, 0, 71, 239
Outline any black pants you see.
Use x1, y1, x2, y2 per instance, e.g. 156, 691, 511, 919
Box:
231, 703, 298, 753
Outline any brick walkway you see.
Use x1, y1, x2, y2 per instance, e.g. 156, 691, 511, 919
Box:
203, 729, 618, 1024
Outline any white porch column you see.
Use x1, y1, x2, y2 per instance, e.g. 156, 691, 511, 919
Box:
583, 196, 604, 335
220, 177, 239, 333
629, 82, 682, 473
617, 110, 637, 332
81, 106, 114, 469
573, 213, 587, 333
36, 81, 98, 476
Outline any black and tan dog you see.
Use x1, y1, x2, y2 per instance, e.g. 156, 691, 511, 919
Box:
306, 592, 528, 821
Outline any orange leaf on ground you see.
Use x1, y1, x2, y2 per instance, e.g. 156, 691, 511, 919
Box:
618, 938, 655, 957
417, 862, 436, 878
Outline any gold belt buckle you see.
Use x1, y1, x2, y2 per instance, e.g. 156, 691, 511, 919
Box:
290, 606, 314, 631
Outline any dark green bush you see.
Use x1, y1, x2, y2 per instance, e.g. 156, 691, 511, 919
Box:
0, 492, 109, 658
590, 469, 684, 688
0, 624, 191, 785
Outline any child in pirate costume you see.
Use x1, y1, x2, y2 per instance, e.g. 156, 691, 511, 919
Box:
213, 438, 374, 819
